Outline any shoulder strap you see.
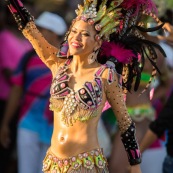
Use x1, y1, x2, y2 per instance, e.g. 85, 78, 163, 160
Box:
95, 65, 107, 78
95, 64, 115, 84
95, 64, 122, 86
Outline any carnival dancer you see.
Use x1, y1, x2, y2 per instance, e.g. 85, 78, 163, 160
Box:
5, 0, 166, 172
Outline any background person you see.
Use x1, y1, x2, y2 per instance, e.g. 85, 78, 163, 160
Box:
140, 89, 173, 173
140, 20, 173, 173
0, 11, 67, 173
0, 3, 31, 173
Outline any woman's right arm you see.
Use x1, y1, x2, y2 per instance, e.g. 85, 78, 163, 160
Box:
5, 0, 60, 70
22, 22, 59, 69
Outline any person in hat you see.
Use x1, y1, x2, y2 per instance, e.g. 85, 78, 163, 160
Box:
4, 0, 166, 172
140, 89, 173, 173
0, 11, 67, 173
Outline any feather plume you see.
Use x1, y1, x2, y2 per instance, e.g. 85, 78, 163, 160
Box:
101, 41, 137, 63
121, 0, 157, 14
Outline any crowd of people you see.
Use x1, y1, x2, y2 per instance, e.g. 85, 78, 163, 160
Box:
0, 0, 173, 173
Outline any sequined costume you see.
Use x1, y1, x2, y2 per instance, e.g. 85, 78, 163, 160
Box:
127, 72, 157, 122
43, 148, 108, 173
50, 58, 102, 125
49, 58, 122, 126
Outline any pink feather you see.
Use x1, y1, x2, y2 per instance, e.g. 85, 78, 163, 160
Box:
121, 0, 157, 14
101, 41, 136, 63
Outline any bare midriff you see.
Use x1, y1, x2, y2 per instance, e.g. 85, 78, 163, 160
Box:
50, 111, 100, 159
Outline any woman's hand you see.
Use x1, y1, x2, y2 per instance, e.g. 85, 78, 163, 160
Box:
0, 123, 11, 148
158, 23, 173, 44
5, 0, 34, 30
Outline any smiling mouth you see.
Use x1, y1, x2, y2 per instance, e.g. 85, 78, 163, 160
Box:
71, 42, 82, 48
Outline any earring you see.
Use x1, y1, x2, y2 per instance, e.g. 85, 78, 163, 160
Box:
88, 48, 99, 64
58, 40, 69, 57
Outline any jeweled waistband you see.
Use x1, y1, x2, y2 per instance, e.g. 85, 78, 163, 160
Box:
42, 148, 108, 173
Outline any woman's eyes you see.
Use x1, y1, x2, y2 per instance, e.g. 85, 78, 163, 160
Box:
71, 30, 89, 36
71, 29, 77, 33
82, 33, 89, 36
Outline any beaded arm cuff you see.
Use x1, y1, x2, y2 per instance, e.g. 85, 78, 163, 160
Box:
121, 122, 141, 165
5, 0, 34, 30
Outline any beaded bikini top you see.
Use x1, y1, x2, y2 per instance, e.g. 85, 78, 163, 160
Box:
49, 59, 115, 126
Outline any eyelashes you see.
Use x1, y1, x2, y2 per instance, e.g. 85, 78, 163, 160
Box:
70, 29, 90, 37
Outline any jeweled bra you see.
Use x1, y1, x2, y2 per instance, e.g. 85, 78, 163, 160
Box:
49, 58, 115, 126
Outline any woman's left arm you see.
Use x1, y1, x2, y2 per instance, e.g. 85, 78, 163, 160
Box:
104, 69, 142, 173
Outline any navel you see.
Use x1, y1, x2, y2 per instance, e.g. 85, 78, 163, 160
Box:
60, 136, 65, 141
57, 132, 67, 144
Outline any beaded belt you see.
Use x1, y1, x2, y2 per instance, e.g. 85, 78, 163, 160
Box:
42, 148, 109, 173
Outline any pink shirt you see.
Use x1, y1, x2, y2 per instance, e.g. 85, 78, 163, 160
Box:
0, 30, 31, 99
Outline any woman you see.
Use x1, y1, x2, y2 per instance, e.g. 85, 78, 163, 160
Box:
140, 90, 173, 173
140, 22, 173, 173
109, 32, 170, 173
5, 0, 165, 172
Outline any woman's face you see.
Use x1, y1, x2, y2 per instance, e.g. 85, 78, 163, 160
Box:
68, 20, 101, 56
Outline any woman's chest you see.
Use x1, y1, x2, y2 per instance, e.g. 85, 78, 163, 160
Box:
51, 68, 103, 109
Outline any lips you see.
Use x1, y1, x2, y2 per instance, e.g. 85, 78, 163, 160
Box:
71, 42, 82, 48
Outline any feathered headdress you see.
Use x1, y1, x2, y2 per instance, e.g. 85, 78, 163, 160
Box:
58, 0, 166, 96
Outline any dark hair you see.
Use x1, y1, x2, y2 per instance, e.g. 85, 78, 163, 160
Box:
160, 9, 173, 25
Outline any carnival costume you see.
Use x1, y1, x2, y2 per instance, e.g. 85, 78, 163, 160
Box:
127, 72, 156, 122
5, 0, 166, 172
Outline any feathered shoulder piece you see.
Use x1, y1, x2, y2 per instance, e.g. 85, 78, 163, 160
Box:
97, 0, 166, 97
